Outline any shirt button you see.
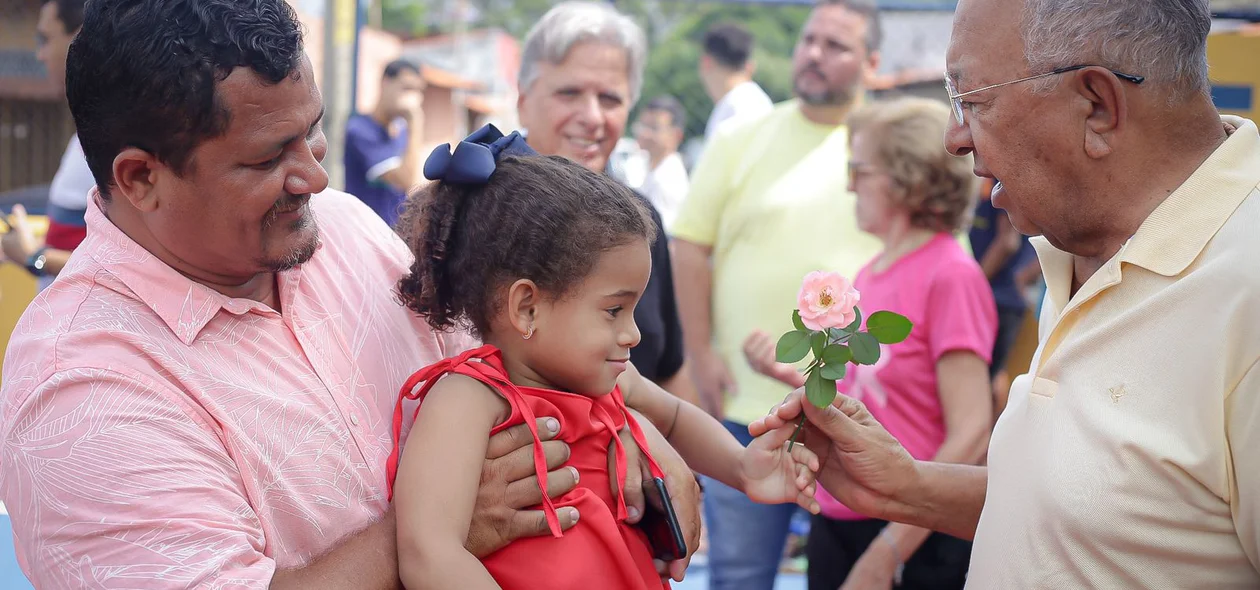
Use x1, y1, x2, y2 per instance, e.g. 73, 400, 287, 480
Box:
350, 415, 360, 426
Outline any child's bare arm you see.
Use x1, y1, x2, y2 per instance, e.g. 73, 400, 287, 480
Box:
395, 375, 510, 590
620, 364, 817, 509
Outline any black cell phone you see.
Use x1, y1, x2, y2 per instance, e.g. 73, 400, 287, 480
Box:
637, 476, 687, 561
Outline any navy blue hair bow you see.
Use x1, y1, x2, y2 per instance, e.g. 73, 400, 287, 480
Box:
422, 124, 538, 184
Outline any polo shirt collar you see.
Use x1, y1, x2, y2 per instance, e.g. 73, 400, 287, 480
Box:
83, 189, 299, 345
1121, 116, 1260, 276
1034, 116, 1260, 312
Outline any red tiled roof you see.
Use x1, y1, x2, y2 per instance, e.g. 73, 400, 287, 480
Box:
421, 64, 483, 91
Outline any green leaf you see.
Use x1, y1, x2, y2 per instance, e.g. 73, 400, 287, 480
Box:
850, 332, 881, 365
792, 310, 808, 332
820, 362, 847, 381
867, 311, 914, 344
810, 331, 826, 359
843, 306, 864, 333
805, 370, 837, 408
821, 377, 837, 404
821, 344, 852, 366
776, 331, 812, 364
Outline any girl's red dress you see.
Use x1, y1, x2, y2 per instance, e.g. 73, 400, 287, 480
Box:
386, 344, 671, 589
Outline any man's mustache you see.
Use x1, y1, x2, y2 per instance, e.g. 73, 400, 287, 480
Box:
795, 65, 828, 84
262, 194, 310, 226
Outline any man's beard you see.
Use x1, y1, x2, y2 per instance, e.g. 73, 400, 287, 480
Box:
793, 70, 859, 107
262, 229, 320, 272
259, 197, 321, 272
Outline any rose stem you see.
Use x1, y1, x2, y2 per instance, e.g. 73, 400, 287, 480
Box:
787, 414, 807, 448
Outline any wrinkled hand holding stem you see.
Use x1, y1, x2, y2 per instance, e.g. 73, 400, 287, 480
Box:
749, 388, 920, 524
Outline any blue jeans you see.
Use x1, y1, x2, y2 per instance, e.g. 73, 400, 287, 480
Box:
703, 420, 800, 590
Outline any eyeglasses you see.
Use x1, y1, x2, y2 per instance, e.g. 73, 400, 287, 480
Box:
847, 161, 888, 184
944, 65, 1145, 125
848, 160, 879, 175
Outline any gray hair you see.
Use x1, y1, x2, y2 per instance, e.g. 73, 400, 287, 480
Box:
815, 0, 882, 54
1022, 0, 1211, 99
518, 1, 648, 104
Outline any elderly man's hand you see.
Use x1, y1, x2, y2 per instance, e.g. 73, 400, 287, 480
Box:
465, 417, 580, 558
750, 389, 919, 522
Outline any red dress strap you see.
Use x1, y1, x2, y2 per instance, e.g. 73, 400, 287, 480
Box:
589, 388, 669, 522
385, 345, 565, 538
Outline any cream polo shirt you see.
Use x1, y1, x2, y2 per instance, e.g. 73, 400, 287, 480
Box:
968, 116, 1260, 588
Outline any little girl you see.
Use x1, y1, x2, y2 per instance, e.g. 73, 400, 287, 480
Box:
387, 126, 820, 590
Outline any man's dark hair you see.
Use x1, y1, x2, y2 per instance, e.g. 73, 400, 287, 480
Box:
816, 0, 883, 53
383, 59, 421, 79
702, 23, 755, 70
643, 95, 686, 131
397, 155, 655, 338
44, 0, 86, 33
66, 0, 304, 198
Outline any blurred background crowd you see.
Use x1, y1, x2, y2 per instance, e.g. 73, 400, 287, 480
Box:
0, 0, 1259, 588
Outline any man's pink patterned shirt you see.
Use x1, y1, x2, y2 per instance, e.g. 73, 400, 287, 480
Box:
0, 189, 471, 588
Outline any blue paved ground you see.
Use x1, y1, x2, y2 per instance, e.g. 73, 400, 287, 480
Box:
0, 514, 33, 589
674, 554, 807, 590
675, 568, 807, 590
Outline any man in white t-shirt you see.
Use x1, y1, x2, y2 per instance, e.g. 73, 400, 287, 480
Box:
631, 95, 690, 231
2, 0, 93, 291
699, 22, 773, 141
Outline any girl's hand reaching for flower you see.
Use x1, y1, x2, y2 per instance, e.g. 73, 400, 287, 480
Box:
738, 423, 821, 513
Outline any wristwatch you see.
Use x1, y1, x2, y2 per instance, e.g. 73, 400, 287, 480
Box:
24, 246, 49, 278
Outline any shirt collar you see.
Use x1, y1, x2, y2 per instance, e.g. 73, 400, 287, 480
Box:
83, 189, 297, 345
721, 81, 757, 103
1120, 116, 1260, 276
1031, 116, 1260, 312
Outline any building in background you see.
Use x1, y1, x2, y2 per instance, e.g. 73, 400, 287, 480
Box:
399, 27, 523, 131
1207, 20, 1260, 122
0, 0, 75, 199
867, 10, 954, 101
264, 1, 515, 189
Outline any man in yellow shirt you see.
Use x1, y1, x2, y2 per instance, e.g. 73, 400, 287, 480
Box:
752, 0, 1260, 587
671, 0, 883, 587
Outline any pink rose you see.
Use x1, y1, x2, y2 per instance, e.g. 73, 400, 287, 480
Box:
796, 271, 860, 331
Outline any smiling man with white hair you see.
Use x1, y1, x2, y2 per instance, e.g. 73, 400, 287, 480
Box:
749, 0, 1260, 587
516, 1, 646, 173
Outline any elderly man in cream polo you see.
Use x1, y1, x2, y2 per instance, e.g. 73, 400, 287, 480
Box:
749, 0, 1260, 587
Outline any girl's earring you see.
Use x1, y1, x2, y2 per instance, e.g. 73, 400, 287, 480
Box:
522, 324, 535, 340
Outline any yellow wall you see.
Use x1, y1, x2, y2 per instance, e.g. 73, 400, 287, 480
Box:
1207, 28, 1260, 122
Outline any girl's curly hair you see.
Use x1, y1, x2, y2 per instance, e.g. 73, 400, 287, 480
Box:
397, 154, 656, 339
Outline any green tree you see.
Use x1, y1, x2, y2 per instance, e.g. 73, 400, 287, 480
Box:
477, 0, 558, 39
379, 0, 430, 37
637, 3, 810, 140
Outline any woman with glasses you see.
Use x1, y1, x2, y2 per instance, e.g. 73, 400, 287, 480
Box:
743, 97, 997, 590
